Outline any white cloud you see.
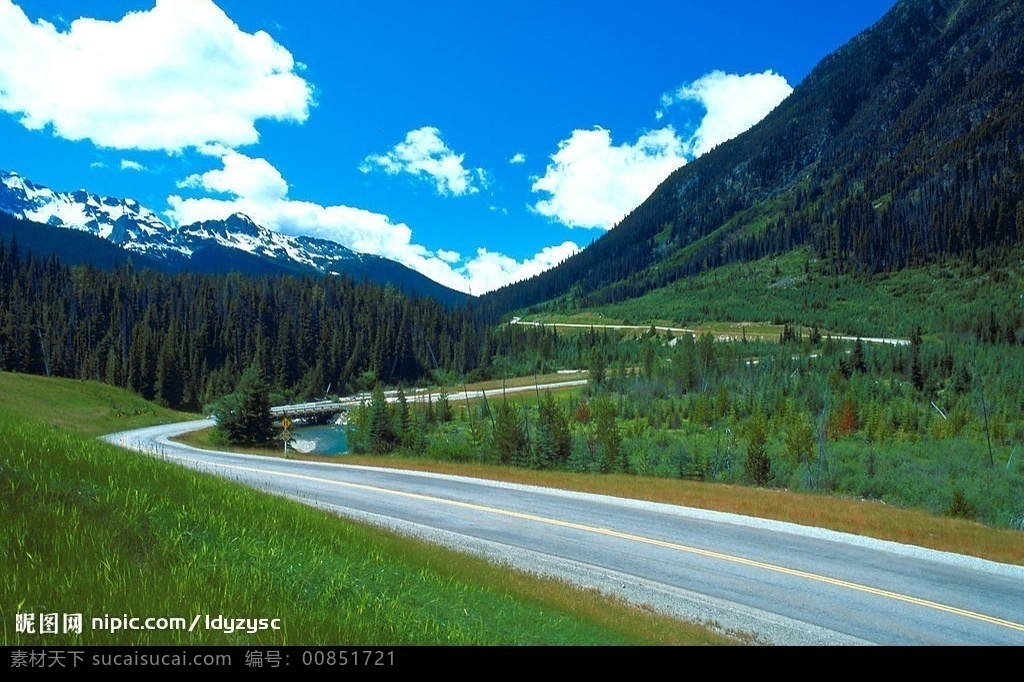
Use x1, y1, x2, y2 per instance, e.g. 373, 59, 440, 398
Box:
361, 126, 482, 197
531, 126, 687, 230
0, 0, 312, 151
167, 151, 574, 294
178, 149, 288, 202
663, 70, 792, 157
120, 159, 146, 171
509, 152, 527, 164
461, 242, 579, 294
530, 70, 792, 231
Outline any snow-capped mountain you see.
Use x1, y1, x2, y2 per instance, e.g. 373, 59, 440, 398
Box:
0, 170, 464, 304
0, 170, 185, 255
178, 213, 373, 277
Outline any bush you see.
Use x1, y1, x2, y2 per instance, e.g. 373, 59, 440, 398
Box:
945, 490, 976, 520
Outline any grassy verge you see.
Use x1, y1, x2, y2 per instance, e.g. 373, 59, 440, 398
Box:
0, 371, 197, 438
0, 415, 735, 645
173, 425, 288, 458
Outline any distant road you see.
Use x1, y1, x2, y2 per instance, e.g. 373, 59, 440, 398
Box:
102, 419, 1024, 645
410, 377, 588, 403
510, 317, 909, 345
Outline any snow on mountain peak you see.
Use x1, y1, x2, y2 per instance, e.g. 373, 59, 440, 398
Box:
0, 169, 364, 275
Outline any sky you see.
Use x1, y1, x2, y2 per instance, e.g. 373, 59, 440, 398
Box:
0, 0, 897, 294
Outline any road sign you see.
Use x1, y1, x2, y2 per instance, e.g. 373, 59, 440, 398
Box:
281, 417, 292, 430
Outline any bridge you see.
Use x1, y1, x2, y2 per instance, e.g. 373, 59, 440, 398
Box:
270, 399, 361, 421
269, 378, 590, 422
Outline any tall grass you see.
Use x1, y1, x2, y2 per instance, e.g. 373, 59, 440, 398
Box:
0, 414, 732, 645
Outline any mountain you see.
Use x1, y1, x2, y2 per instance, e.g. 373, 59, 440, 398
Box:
0, 170, 466, 306
480, 0, 1024, 317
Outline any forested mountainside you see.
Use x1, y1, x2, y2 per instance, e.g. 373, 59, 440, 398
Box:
0, 236, 482, 409
479, 0, 1024, 316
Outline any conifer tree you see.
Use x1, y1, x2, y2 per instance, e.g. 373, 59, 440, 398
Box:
744, 410, 771, 486
368, 382, 395, 453
534, 393, 572, 468
214, 362, 273, 445
493, 400, 527, 466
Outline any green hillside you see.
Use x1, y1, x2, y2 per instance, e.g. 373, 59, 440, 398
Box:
479, 0, 1024, 324
0, 371, 194, 438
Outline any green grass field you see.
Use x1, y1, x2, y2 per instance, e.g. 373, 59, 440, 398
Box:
0, 371, 195, 438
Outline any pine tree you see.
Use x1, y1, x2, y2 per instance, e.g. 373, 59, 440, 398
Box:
395, 386, 411, 448
493, 400, 527, 466
368, 382, 395, 454
436, 387, 452, 423
744, 410, 771, 486
214, 362, 273, 445
593, 396, 625, 473
534, 393, 572, 468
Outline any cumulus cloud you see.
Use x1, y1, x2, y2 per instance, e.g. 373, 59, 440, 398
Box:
361, 126, 483, 197
120, 160, 145, 171
509, 152, 527, 164
461, 242, 579, 294
531, 126, 686, 230
168, 151, 574, 294
531, 70, 792, 231
178, 148, 288, 202
0, 0, 312, 151
663, 70, 792, 157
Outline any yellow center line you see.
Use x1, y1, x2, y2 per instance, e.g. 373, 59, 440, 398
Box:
165, 450, 1024, 634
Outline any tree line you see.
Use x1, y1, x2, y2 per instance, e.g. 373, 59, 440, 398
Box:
0, 235, 483, 409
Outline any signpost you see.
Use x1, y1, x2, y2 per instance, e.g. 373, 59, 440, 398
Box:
280, 417, 292, 456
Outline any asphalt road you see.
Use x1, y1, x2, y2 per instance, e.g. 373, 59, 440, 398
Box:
101, 420, 1024, 645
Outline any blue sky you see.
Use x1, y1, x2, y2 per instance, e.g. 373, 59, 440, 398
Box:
0, 0, 896, 293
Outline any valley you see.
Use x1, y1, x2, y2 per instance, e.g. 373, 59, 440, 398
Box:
3, 0, 1024, 649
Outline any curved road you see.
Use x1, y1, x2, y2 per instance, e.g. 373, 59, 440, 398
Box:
101, 420, 1024, 645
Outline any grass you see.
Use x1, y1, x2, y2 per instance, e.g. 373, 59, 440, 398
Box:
554, 248, 1024, 339
0, 371, 196, 438
0, 373, 735, 645
173, 425, 288, 458
516, 316, 811, 344
519, 312, 624, 326
422, 371, 588, 394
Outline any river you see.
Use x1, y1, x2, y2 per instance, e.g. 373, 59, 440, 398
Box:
289, 422, 349, 455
